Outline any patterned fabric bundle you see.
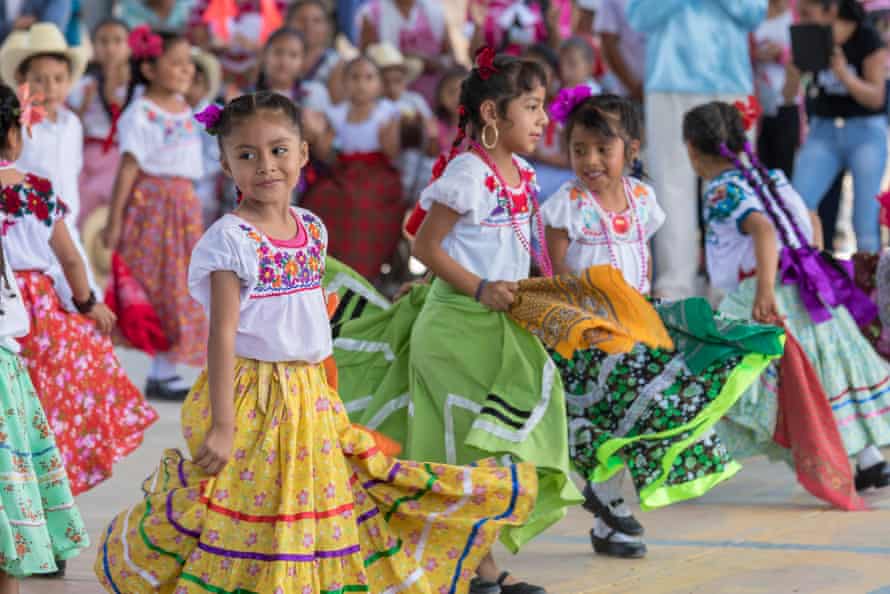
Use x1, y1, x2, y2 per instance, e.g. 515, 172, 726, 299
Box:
95, 360, 536, 594
508, 265, 674, 358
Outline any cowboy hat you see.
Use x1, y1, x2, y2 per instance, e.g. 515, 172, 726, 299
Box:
191, 47, 222, 105
0, 23, 90, 88
366, 42, 423, 84
80, 205, 112, 284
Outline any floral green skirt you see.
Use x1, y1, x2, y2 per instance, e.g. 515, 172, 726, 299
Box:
0, 347, 88, 576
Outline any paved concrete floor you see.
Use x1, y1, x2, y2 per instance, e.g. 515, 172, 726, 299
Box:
21, 349, 890, 594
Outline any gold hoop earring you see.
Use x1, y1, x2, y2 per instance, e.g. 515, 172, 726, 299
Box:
481, 124, 499, 149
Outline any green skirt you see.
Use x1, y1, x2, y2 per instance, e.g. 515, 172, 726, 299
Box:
554, 298, 783, 510
324, 256, 391, 335
0, 347, 88, 577
718, 279, 890, 460
334, 279, 582, 552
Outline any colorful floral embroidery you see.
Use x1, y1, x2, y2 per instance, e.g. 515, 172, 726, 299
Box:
0, 175, 67, 232
705, 183, 746, 223
484, 166, 536, 224
143, 104, 197, 143
238, 213, 326, 298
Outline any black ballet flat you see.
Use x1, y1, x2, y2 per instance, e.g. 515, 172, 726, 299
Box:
590, 529, 647, 559
855, 461, 890, 491
41, 559, 66, 578
470, 572, 547, 594
582, 482, 645, 536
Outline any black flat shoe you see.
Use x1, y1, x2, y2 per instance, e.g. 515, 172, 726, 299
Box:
41, 559, 66, 578
855, 460, 890, 491
582, 482, 644, 536
145, 377, 190, 401
470, 577, 501, 594
590, 529, 647, 559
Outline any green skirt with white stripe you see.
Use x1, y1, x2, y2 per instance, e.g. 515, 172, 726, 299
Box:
333, 279, 582, 552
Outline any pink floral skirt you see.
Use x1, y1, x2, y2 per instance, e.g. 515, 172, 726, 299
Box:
118, 174, 208, 367
77, 139, 121, 228
15, 270, 158, 495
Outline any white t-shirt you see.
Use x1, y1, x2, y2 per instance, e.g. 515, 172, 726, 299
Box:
269, 80, 331, 113
326, 99, 398, 154
392, 90, 432, 118
0, 240, 27, 353
543, 177, 664, 294
118, 97, 204, 180
704, 168, 813, 293
188, 207, 332, 363
753, 11, 792, 117
18, 107, 83, 223
594, 0, 646, 97
418, 153, 538, 283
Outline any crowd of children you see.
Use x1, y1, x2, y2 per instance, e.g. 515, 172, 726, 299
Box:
0, 1, 887, 592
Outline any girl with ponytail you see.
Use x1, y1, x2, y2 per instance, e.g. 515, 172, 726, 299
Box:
334, 48, 580, 594
684, 100, 890, 505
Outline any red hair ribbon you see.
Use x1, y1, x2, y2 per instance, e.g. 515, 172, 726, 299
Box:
733, 95, 762, 132
129, 25, 163, 60
474, 46, 497, 80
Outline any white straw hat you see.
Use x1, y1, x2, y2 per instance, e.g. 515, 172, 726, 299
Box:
366, 42, 423, 83
0, 23, 90, 88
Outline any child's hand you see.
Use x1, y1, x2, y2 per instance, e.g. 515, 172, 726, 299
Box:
195, 423, 234, 475
393, 280, 424, 301
302, 108, 327, 140
479, 280, 518, 312
102, 219, 122, 250
87, 303, 117, 335
752, 288, 782, 326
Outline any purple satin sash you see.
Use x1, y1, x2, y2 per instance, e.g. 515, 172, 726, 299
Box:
780, 246, 878, 327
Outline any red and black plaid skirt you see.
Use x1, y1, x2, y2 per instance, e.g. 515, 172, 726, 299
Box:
301, 152, 403, 280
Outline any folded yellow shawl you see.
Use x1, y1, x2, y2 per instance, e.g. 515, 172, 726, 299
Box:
509, 265, 674, 358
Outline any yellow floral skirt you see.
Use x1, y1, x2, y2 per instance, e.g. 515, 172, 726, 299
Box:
95, 359, 536, 594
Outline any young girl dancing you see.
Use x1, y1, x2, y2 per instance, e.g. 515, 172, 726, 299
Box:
0, 84, 156, 500
94, 90, 537, 594
0, 230, 89, 591
104, 26, 208, 400
542, 90, 784, 558
683, 101, 890, 497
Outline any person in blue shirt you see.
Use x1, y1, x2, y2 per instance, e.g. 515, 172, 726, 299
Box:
0, 0, 72, 42
627, 0, 767, 299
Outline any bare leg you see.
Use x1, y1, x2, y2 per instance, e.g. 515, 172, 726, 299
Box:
0, 571, 19, 594
476, 552, 520, 585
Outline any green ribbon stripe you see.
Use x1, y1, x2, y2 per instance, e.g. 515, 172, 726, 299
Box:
384, 463, 438, 522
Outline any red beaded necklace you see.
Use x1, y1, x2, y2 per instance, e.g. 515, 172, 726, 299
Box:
578, 178, 648, 293
469, 141, 553, 277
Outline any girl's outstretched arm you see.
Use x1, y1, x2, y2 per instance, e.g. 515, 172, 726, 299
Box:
194, 270, 240, 475
48, 221, 116, 334
741, 211, 782, 325
545, 226, 571, 276
413, 202, 517, 311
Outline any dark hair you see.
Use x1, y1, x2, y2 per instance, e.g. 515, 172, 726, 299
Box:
682, 101, 747, 158
525, 43, 559, 73
256, 27, 306, 92
562, 94, 640, 166
344, 54, 380, 79
210, 91, 304, 151
130, 30, 188, 90
85, 18, 132, 128
433, 66, 468, 122
0, 85, 21, 155
433, 53, 546, 180
559, 36, 596, 66
804, 0, 866, 22
286, 0, 329, 24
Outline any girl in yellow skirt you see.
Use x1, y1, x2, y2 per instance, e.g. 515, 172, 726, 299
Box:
103, 25, 208, 401
95, 91, 538, 594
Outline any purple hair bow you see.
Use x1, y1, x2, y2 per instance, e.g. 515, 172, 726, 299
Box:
195, 103, 223, 134
549, 85, 592, 125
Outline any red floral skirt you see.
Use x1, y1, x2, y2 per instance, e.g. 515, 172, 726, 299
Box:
301, 152, 403, 280
15, 270, 158, 495
118, 175, 208, 366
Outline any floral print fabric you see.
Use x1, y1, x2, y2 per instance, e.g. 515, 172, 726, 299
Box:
95, 360, 537, 594
15, 271, 158, 495
0, 347, 89, 577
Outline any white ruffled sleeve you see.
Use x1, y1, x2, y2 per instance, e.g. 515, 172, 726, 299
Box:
188, 221, 258, 312
541, 182, 577, 237
418, 158, 486, 220
117, 102, 151, 168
